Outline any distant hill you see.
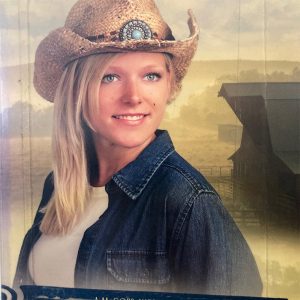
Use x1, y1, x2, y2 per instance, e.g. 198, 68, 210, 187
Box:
186, 60, 300, 85
2, 60, 300, 87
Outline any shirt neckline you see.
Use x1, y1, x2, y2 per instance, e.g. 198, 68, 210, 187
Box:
107, 130, 175, 200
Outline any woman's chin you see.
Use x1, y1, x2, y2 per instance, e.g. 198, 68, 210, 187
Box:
111, 132, 156, 150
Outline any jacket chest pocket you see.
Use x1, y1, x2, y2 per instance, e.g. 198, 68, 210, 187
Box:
106, 250, 170, 289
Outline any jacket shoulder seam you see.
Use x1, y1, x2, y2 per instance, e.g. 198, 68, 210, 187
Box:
170, 188, 217, 244
162, 161, 216, 194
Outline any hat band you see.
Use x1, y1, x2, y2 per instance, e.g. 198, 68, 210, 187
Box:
87, 19, 174, 43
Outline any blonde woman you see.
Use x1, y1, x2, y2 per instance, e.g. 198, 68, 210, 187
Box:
14, 0, 262, 296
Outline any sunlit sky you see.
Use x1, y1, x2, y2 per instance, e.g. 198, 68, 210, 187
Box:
0, 0, 300, 67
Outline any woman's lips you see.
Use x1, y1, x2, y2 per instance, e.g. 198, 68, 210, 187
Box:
112, 113, 149, 124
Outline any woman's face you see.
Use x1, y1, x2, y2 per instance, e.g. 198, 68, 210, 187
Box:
88, 52, 171, 150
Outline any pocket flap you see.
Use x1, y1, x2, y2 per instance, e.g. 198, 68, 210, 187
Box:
107, 250, 170, 284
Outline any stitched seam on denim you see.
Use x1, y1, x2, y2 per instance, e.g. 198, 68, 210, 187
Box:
113, 148, 175, 199
161, 163, 216, 246
170, 190, 219, 244
162, 162, 215, 193
107, 250, 167, 255
106, 250, 170, 284
171, 189, 201, 243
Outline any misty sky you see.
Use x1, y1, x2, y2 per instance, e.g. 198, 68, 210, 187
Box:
0, 0, 300, 67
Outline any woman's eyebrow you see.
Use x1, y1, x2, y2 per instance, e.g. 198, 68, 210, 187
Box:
141, 65, 166, 71
103, 65, 166, 75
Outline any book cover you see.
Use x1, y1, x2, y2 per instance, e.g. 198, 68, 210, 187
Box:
0, 1, 299, 299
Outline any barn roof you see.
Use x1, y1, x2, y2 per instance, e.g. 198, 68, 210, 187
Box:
219, 82, 300, 174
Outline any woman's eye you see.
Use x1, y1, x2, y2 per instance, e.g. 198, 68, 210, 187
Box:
145, 73, 161, 81
101, 74, 118, 83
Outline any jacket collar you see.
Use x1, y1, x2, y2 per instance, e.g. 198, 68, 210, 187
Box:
108, 130, 175, 200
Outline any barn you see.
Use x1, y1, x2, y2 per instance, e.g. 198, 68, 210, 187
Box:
219, 82, 300, 228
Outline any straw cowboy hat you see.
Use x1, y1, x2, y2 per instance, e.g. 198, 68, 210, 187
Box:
34, 0, 199, 102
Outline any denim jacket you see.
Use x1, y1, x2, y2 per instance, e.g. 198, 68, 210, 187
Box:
14, 130, 262, 296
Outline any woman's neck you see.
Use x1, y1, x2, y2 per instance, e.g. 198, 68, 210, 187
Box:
91, 134, 156, 187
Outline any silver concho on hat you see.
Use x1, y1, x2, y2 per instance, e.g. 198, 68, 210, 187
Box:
119, 20, 153, 41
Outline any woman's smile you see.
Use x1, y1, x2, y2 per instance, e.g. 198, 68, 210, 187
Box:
112, 113, 149, 122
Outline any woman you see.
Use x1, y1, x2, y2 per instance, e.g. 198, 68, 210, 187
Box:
14, 0, 262, 296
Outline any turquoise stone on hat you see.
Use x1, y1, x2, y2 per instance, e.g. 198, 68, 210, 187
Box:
132, 29, 143, 40
119, 19, 152, 41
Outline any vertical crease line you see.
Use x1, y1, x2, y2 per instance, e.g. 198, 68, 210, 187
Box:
17, 0, 26, 238
237, 0, 241, 84
233, 0, 241, 210
263, 0, 269, 297
235, 0, 241, 162
27, 0, 33, 223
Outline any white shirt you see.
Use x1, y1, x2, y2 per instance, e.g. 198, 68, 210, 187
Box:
28, 186, 108, 287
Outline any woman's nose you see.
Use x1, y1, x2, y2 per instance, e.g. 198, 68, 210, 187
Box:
121, 79, 142, 105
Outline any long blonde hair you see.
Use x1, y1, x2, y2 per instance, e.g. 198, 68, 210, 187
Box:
40, 53, 117, 235
40, 52, 176, 235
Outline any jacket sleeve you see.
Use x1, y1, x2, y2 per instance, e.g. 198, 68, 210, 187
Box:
13, 172, 54, 291
169, 191, 263, 296
33, 171, 54, 224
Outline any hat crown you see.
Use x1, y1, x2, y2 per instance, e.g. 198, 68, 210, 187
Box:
33, 0, 199, 102
65, 0, 172, 40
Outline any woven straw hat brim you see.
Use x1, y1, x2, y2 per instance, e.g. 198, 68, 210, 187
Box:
34, 10, 199, 102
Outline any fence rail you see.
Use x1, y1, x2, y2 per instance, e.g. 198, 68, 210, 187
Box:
195, 165, 298, 227
197, 165, 232, 177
